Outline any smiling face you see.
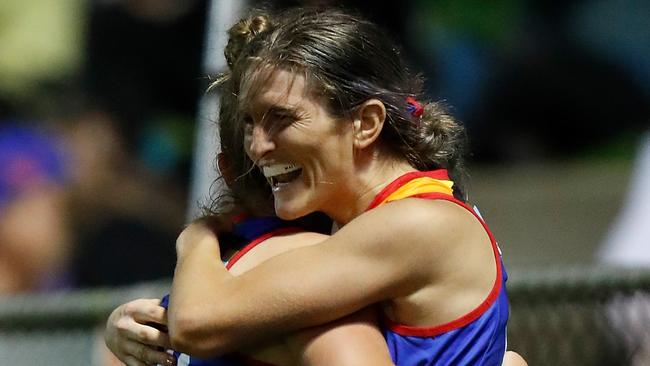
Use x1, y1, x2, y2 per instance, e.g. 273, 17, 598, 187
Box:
242, 68, 356, 220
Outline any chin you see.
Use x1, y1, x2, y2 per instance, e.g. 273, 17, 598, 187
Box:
274, 207, 303, 221
274, 201, 310, 221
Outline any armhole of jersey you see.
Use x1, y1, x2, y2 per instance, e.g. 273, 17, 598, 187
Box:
225, 226, 303, 270
384, 192, 504, 337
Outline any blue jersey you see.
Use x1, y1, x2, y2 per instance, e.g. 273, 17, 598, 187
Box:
160, 216, 299, 366
367, 170, 509, 366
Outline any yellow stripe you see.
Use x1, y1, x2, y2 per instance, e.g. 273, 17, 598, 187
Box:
379, 177, 454, 206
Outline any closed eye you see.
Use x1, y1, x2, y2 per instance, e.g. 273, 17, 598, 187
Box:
264, 107, 299, 133
244, 105, 302, 139
268, 107, 297, 122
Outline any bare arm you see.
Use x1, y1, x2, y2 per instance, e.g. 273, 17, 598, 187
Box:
286, 307, 394, 366
168, 200, 450, 356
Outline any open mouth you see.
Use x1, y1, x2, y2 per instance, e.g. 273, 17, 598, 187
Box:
262, 163, 303, 190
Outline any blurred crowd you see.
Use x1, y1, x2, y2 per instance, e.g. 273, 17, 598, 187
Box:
0, 0, 206, 294
1, 0, 648, 296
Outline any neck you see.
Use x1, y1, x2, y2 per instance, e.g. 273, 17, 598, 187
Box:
326, 157, 415, 225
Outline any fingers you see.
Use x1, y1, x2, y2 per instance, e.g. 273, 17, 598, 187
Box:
121, 299, 171, 348
123, 355, 176, 366
124, 299, 168, 326
116, 315, 172, 349
122, 355, 148, 366
122, 340, 176, 366
106, 300, 177, 366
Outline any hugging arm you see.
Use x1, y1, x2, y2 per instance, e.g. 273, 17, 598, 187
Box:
168, 200, 437, 356
105, 237, 396, 366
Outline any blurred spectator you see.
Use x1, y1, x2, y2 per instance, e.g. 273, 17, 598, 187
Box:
1, 0, 203, 291
60, 104, 185, 288
0, 123, 73, 294
64, 0, 205, 287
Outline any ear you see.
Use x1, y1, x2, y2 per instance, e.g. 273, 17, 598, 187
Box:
217, 152, 235, 188
352, 99, 386, 150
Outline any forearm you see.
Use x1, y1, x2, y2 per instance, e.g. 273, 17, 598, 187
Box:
168, 236, 240, 357
168, 235, 315, 357
167, 235, 370, 357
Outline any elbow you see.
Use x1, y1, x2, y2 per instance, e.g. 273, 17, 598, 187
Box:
167, 318, 212, 358
168, 308, 237, 358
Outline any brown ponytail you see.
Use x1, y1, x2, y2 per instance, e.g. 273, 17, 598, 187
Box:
403, 101, 468, 200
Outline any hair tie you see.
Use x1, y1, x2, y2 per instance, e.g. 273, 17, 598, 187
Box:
406, 96, 424, 118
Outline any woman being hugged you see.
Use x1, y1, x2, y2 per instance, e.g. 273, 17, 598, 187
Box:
169, 6, 509, 365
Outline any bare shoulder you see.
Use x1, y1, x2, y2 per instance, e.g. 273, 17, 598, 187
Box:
343, 197, 482, 248
332, 198, 490, 277
262, 231, 330, 253
504, 351, 528, 366
229, 231, 329, 275
389, 197, 477, 226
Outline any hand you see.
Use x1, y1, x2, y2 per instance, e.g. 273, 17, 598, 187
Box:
176, 216, 223, 256
105, 298, 176, 366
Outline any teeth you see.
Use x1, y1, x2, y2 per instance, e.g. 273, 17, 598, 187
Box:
262, 164, 301, 178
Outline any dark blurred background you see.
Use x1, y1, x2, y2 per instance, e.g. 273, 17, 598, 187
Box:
0, 0, 648, 295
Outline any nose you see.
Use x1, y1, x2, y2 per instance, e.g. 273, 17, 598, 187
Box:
247, 124, 276, 161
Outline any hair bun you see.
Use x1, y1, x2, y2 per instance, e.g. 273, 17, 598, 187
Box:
225, 15, 271, 68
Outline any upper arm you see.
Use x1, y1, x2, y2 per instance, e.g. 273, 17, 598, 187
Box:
219, 200, 446, 328
286, 307, 394, 366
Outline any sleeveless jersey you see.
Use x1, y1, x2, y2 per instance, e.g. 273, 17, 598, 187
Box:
162, 170, 507, 365
367, 169, 509, 366
160, 216, 301, 366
